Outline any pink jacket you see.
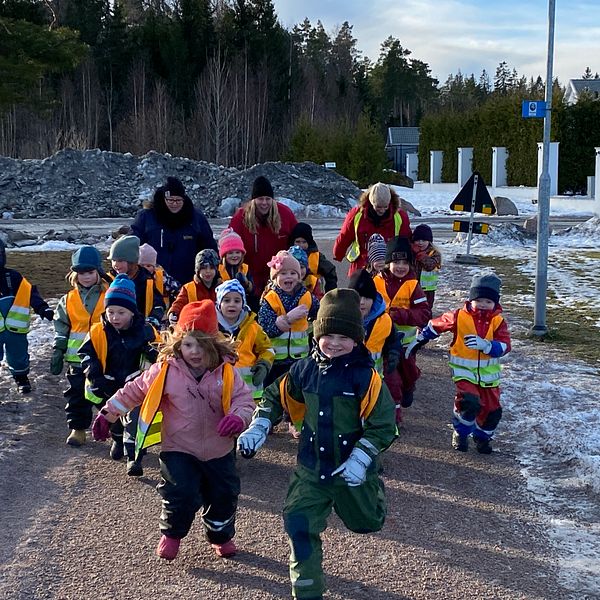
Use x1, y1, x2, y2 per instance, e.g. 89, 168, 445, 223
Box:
104, 357, 255, 462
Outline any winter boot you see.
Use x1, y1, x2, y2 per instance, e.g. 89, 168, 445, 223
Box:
474, 436, 493, 454
211, 539, 237, 558
400, 389, 414, 408
126, 458, 144, 477
14, 374, 31, 394
66, 429, 86, 447
452, 431, 469, 452
156, 535, 180, 561
109, 439, 124, 460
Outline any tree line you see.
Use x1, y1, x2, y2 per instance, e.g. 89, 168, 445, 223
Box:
0, 1, 598, 190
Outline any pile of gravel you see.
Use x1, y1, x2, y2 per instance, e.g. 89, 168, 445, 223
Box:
0, 149, 364, 219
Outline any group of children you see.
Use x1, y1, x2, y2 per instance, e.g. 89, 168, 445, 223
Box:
0, 214, 511, 600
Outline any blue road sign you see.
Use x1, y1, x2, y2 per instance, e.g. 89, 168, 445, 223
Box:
522, 100, 546, 118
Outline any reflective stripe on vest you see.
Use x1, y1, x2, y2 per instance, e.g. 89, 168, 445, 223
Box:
373, 276, 418, 346
263, 290, 312, 360
281, 368, 383, 431
346, 210, 402, 263
144, 279, 153, 317
154, 268, 171, 309
419, 270, 439, 292
65, 288, 105, 363
218, 263, 248, 281
184, 281, 198, 303
134, 362, 235, 457
365, 313, 393, 375
1, 279, 32, 334
449, 310, 504, 387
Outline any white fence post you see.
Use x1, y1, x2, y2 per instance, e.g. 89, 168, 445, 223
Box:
406, 153, 419, 181
537, 141, 560, 196
595, 147, 600, 216
430, 150, 443, 184
492, 147, 508, 187
457, 147, 473, 187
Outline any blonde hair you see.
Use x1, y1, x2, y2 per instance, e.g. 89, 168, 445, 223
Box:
66, 269, 101, 287
158, 328, 238, 371
242, 199, 281, 235
359, 185, 400, 213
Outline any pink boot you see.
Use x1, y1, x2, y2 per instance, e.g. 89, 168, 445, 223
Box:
156, 535, 181, 561
211, 539, 237, 558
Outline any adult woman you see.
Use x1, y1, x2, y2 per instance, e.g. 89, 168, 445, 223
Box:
229, 176, 297, 297
131, 177, 217, 285
333, 182, 412, 276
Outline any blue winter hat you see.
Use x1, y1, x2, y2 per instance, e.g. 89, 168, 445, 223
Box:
215, 279, 247, 309
71, 246, 102, 273
288, 245, 308, 268
104, 274, 138, 313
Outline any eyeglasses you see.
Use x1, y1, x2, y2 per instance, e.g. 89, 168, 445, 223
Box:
165, 196, 184, 204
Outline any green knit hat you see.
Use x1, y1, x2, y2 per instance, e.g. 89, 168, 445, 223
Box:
108, 235, 140, 263
313, 288, 364, 343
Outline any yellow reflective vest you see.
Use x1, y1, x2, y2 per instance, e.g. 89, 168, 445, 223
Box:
346, 210, 402, 262
365, 313, 393, 375
0, 278, 32, 334
64, 288, 105, 363
218, 263, 248, 281
373, 276, 419, 346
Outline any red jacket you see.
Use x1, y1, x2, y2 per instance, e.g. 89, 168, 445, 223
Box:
333, 204, 412, 275
377, 270, 431, 329
230, 203, 298, 296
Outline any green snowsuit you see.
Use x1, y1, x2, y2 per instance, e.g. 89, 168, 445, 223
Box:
256, 344, 396, 599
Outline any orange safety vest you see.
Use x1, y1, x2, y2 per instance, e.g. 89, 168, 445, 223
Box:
64, 288, 105, 363
218, 263, 248, 281
0, 278, 32, 333
134, 361, 235, 457
183, 281, 199, 303
365, 313, 393, 375
373, 275, 419, 345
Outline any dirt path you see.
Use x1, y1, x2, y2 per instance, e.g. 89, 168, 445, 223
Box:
0, 239, 571, 600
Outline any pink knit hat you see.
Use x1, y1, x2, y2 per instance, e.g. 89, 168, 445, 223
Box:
218, 228, 246, 258
268, 250, 301, 280
138, 243, 158, 266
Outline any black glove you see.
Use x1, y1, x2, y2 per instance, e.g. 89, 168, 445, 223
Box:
43, 308, 55, 322
385, 350, 401, 373
50, 348, 64, 375
250, 360, 271, 386
235, 272, 249, 288
90, 375, 116, 400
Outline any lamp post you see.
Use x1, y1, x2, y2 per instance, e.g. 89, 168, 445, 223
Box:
530, 0, 556, 337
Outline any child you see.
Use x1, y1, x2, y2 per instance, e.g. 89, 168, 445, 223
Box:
108, 235, 165, 326
238, 288, 396, 600
215, 279, 274, 401
406, 273, 511, 453
373, 236, 431, 408
138, 243, 181, 311
51, 246, 107, 446
411, 224, 442, 309
79, 274, 159, 476
168, 249, 220, 324
91, 300, 255, 560
288, 222, 337, 298
258, 250, 319, 387
366, 233, 387, 276
348, 269, 404, 424
217, 228, 253, 297
287, 245, 314, 295
0, 238, 54, 393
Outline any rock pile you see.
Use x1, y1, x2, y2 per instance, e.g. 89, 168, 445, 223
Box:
0, 149, 365, 219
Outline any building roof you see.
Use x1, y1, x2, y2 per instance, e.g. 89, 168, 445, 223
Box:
387, 127, 420, 146
565, 79, 600, 104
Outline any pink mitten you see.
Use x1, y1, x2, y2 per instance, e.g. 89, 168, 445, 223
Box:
91, 413, 111, 441
287, 305, 309, 322
217, 414, 245, 437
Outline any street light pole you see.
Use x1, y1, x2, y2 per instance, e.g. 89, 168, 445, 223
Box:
530, 0, 556, 337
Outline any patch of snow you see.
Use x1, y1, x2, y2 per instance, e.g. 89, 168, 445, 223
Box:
217, 197, 241, 218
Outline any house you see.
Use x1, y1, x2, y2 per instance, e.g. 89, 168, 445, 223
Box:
386, 127, 420, 173
564, 79, 600, 105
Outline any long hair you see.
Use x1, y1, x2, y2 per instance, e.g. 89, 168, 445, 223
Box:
66, 270, 101, 288
158, 328, 238, 371
242, 199, 282, 235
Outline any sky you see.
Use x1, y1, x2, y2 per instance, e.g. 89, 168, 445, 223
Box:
273, 0, 600, 85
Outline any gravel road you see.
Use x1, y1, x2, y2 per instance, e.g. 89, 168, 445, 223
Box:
0, 238, 570, 600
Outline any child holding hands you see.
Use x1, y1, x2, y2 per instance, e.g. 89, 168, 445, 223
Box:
92, 300, 255, 560
238, 288, 396, 600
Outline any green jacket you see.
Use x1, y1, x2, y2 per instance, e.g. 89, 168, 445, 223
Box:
257, 344, 396, 482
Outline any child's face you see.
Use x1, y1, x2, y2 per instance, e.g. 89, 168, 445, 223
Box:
112, 259, 134, 275
300, 265, 307, 280
220, 292, 244, 321
293, 237, 309, 251
225, 251, 243, 266
370, 259, 385, 273
275, 269, 299, 293
412, 240, 429, 252
77, 269, 98, 288
359, 296, 374, 317
198, 265, 216, 285
140, 262, 156, 274
106, 305, 134, 330
318, 334, 356, 359
389, 259, 410, 279
180, 334, 208, 372
472, 298, 495, 311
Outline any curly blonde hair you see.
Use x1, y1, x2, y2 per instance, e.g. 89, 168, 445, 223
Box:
242, 198, 282, 235
157, 328, 239, 371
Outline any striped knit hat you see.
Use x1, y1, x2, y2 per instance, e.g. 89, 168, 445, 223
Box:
215, 279, 247, 309
367, 233, 386, 265
104, 273, 137, 313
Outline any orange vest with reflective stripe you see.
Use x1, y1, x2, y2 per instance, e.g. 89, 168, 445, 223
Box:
365, 313, 393, 374
64, 288, 105, 363
218, 263, 248, 281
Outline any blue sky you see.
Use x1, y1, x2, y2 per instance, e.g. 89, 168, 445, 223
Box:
273, 0, 600, 85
